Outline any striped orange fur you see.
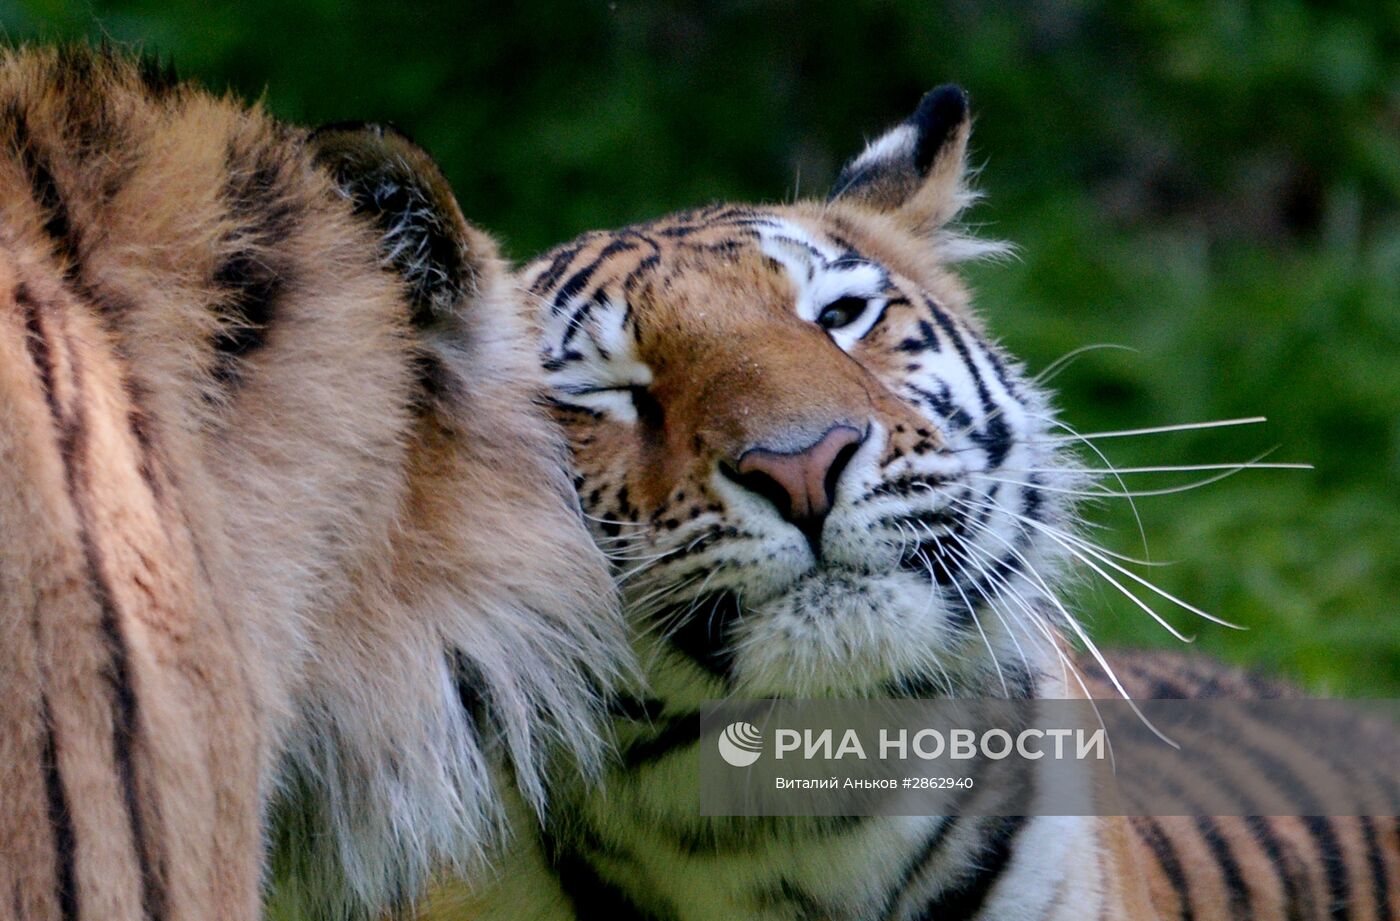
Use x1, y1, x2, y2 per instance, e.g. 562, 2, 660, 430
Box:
0, 45, 626, 921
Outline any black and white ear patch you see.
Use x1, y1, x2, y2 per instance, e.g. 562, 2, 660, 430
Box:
829, 85, 969, 208
310, 122, 475, 329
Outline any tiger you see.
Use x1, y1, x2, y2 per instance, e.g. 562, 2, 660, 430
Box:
0, 45, 628, 921
419, 86, 1400, 919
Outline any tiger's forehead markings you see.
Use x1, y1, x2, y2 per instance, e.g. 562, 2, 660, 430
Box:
533, 210, 892, 327
751, 218, 892, 325
531, 211, 928, 423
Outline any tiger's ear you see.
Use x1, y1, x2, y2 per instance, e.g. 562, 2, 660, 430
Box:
310, 122, 486, 329
829, 86, 975, 236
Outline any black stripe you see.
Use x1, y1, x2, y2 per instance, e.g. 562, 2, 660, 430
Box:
39, 693, 79, 921
978, 342, 1024, 403
210, 139, 301, 385
621, 251, 661, 294
19, 285, 61, 417
1130, 817, 1195, 921
911, 815, 1027, 920
530, 237, 595, 295
658, 592, 741, 683
881, 816, 959, 919
64, 337, 166, 921
21, 291, 165, 921
753, 878, 830, 919
20, 298, 88, 921
621, 713, 700, 768
449, 650, 501, 742
1270, 713, 1400, 919
677, 238, 745, 256
10, 113, 164, 494
897, 318, 942, 354
9, 106, 82, 276
606, 694, 667, 722
1206, 711, 1347, 921
1244, 816, 1313, 921
884, 670, 953, 699
1122, 657, 1194, 699
1303, 815, 1350, 921
542, 830, 666, 921
209, 251, 283, 370
551, 254, 608, 314
1359, 817, 1391, 921
922, 296, 1012, 468
907, 381, 975, 433
560, 290, 611, 353
8, 95, 138, 321
1194, 816, 1252, 919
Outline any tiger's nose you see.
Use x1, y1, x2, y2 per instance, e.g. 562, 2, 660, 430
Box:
726, 424, 866, 556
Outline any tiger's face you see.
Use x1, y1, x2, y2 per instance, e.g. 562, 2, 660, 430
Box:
525, 89, 1075, 699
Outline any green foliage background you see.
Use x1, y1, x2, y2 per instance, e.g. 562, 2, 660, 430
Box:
3, 1, 1396, 693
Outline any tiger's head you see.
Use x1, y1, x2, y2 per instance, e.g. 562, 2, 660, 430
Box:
524, 88, 1077, 702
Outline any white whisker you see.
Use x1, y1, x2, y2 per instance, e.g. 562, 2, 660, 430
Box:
1041, 414, 1152, 560
968, 466, 1282, 501
940, 528, 1035, 684
992, 461, 1312, 475
1025, 514, 1244, 632
947, 509, 1175, 747
950, 490, 1242, 634
950, 493, 1196, 641
1040, 416, 1267, 443
583, 512, 650, 529
949, 531, 1086, 696
1030, 343, 1137, 385
905, 527, 1009, 698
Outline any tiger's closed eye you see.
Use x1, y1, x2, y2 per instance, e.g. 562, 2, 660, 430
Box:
816, 296, 868, 331
553, 383, 663, 427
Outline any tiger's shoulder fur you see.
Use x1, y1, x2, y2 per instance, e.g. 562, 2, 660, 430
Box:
0, 44, 625, 921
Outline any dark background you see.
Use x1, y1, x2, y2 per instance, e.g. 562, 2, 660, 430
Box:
4, 0, 1396, 693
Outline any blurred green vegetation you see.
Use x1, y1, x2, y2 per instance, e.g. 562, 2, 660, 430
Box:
3, 0, 1396, 693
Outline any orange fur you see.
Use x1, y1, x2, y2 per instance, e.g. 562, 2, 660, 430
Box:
0, 46, 625, 921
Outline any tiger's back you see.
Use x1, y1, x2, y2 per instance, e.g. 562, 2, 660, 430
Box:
1101, 653, 1400, 921
0, 49, 315, 920
0, 46, 624, 921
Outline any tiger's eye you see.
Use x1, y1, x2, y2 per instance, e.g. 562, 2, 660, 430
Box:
817, 296, 867, 331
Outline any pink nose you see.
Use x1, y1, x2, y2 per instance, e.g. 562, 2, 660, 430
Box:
729, 425, 865, 554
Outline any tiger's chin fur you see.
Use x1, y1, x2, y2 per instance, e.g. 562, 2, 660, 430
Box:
0, 45, 626, 921
421, 87, 1398, 921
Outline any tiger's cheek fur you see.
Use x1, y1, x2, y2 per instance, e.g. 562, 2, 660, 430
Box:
566, 416, 723, 546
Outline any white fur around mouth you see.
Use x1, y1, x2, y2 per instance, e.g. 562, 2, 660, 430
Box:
723, 567, 976, 695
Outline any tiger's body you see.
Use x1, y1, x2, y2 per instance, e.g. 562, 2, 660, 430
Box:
0, 46, 625, 921
431, 655, 1396, 921
423, 88, 1398, 920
